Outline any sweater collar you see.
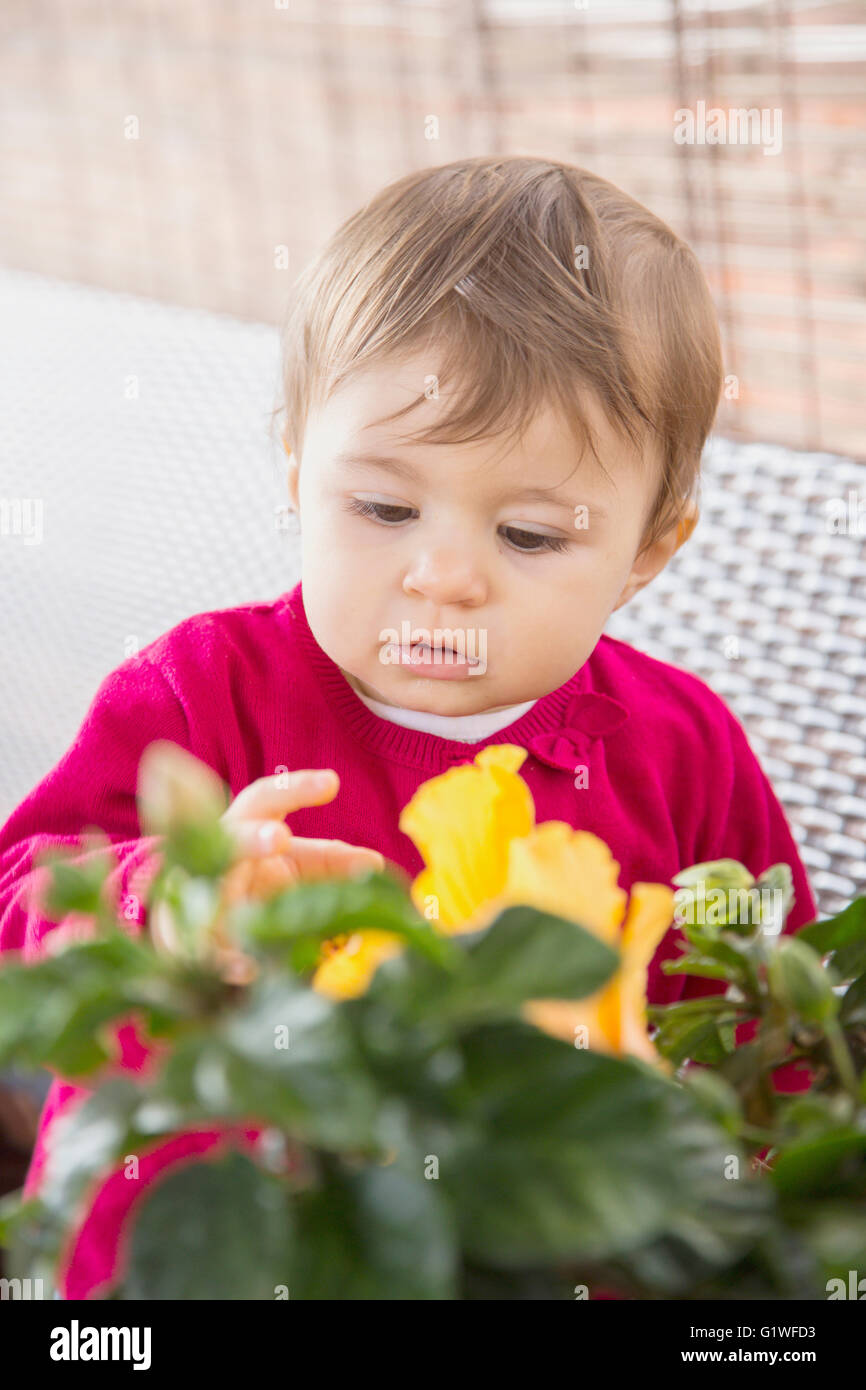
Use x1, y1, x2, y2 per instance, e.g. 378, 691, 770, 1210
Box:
281, 583, 629, 773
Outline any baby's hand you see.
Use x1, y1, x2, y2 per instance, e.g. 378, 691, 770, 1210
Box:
151, 768, 384, 981
220, 767, 382, 878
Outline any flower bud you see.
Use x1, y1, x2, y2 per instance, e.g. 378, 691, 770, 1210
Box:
767, 935, 838, 1024
672, 859, 754, 893
138, 741, 228, 835
672, 859, 756, 933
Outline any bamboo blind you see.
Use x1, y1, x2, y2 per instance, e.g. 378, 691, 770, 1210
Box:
0, 0, 863, 456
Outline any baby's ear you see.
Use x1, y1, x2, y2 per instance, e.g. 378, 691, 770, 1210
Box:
674, 505, 699, 547
613, 500, 699, 611
284, 442, 300, 511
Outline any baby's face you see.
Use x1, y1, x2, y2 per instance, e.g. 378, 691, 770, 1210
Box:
289, 350, 669, 716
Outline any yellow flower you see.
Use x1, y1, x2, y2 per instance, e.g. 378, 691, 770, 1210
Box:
399, 745, 535, 932
312, 929, 404, 1000
312, 744, 676, 1070
489, 814, 674, 1065
312, 745, 533, 995
521, 882, 675, 1070
504, 821, 627, 944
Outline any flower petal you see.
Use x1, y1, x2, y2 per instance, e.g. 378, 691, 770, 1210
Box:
616, 883, 675, 1065
523, 881, 675, 1071
522, 994, 615, 1054
312, 930, 404, 1000
399, 745, 534, 930
503, 823, 627, 943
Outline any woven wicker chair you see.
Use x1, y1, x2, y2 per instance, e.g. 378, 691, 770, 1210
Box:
1, 269, 864, 924
608, 438, 866, 917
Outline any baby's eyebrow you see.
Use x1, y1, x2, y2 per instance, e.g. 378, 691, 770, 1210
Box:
334, 451, 421, 483
333, 450, 607, 518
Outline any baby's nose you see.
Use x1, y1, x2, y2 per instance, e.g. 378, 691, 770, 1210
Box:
402, 548, 487, 605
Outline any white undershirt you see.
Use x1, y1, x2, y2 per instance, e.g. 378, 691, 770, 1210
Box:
349, 684, 538, 743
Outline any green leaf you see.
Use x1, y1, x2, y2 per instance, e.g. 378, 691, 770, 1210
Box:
767, 936, 839, 1024
784, 1200, 866, 1280
0, 934, 146, 1072
664, 934, 759, 991
672, 862, 791, 939
356, 904, 619, 1034
161, 821, 236, 879
157, 871, 223, 951
770, 1130, 866, 1200
35, 1077, 145, 1227
668, 1018, 736, 1066
650, 1002, 742, 1066
754, 864, 795, 929
832, 942, 866, 986
447, 1022, 771, 1276
776, 1094, 850, 1142
235, 870, 458, 971
0, 1195, 63, 1297
715, 1026, 803, 1093
647, 995, 743, 1018
840, 973, 866, 1026
115, 1151, 292, 1299
607, 1214, 814, 1299
35, 844, 112, 918
0, 1191, 41, 1248
292, 1159, 457, 1299
457, 905, 618, 1011
685, 939, 749, 970
155, 974, 382, 1151
0, 929, 224, 1077
681, 1067, 743, 1129
673, 860, 755, 891
661, 956, 733, 982
798, 899, 866, 981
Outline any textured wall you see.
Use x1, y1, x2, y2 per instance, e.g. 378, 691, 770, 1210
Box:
0, 0, 863, 456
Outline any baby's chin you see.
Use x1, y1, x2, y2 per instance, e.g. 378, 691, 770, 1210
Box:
341, 665, 520, 716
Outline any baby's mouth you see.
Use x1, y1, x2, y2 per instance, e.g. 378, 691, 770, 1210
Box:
406, 640, 480, 667
381, 639, 484, 678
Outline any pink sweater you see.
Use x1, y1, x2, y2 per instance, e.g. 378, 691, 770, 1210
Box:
0, 581, 817, 1297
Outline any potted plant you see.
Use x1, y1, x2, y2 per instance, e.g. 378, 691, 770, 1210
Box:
0, 743, 863, 1300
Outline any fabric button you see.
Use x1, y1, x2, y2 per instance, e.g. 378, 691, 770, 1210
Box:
528, 727, 591, 773
528, 693, 630, 773
563, 691, 630, 736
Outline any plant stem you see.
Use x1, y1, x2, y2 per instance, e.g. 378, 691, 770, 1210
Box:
823, 1019, 860, 1105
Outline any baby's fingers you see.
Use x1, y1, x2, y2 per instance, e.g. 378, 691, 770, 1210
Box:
285, 839, 385, 880
223, 770, 339, 824
224, 854, 298, 905
224, 818, 295, 863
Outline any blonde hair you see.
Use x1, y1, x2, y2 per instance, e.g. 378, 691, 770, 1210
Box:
275, 155, 723, 556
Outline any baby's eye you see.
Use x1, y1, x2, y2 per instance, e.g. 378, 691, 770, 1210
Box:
345, 498, 568, 554
346, 498, 416, 524
500, 525, 570, 554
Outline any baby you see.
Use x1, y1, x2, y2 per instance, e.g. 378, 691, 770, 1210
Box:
0, 155, 816, 1297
